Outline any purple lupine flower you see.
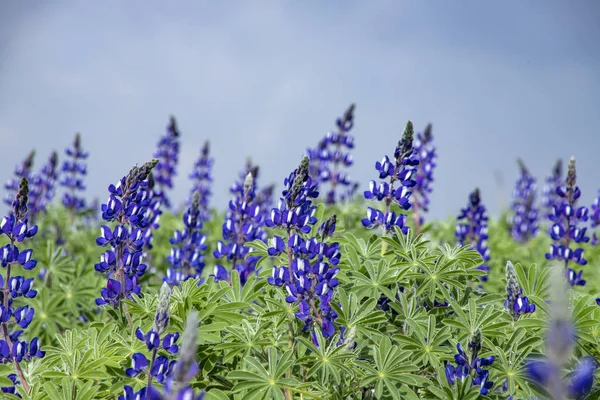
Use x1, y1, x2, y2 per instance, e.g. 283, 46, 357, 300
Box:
0, 178, 45, 394
510, 159, 539, 243
542, 159, 563, 219
590, 190, 600, 245
445, 330, 495, 395
188, 140, 213, 221
504, 261, 535, 321
525, 267, 596, 400
94, 159, 158, 307
60, 133, 88, 213
411, 123, 436, 234
213, 171, 264, 284
29, 151, 59, 219
456, 188, 491, 281
306, 104, 357, 204
139, 172, 162, 251
3, 150, 35, 210
545, 157, 590, 286
153, 116, 180, 210
362, 121, 418, 235
165, 191, 207, 285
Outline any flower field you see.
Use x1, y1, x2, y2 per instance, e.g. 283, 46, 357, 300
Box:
0, 104, 599, 399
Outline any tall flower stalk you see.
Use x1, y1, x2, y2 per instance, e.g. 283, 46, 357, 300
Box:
590, 191, 600, 245
411, 123, 437, 234
307, 103, 356, 204
153, 116, 181, 210
545, 157, 589, 287
456, 188, 490, 281
0, 178, 46, 394
60, 133, 88, 215
510, 159, 539, 243
188, 140, 213, 221
542, 159, 563, 218
29, 151, 59, 220
362, 120, 419, 236
94, 159, 159, 325
3, 151, 35, 210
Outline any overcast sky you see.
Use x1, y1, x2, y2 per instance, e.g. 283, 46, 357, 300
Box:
1, 1, 599, 221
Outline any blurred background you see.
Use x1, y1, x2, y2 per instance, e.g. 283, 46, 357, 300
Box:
1, 0, 599, 219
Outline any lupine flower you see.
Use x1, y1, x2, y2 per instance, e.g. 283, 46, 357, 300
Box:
28, 151, 59, 219
138, 172, 163, 251
3, 150, 35, 210
0, 178, 45, 395
94, 159, 158, 307
542, 159, 563, 218
165, 191, 207, 285
213, 172, 264, 284
456, 188, 490, 281
362, 121, 418, 235
445, 329, 495, 395
510, 159, 539, 243
188, 140, 213, 221
60, 133, 88, 213
504, 261, 536, 321
153, 116, 180, 209
545, 157, 590, 286
526, 265, 596, 400
411, 123, 436, 233
306, 103, 357, 204
590, 190, 600, 245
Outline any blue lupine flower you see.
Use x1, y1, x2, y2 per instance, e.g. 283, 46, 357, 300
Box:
95, 159, 158, 307
60, 133, 88, 212
188, 140, 213, 221
153, 116, 180, 209
165, 191, 207, 285
307, 104, 357, 204
29, 151, 59, 219
590, 190, 600, 245
456, 188, 490, 281
3, 151, 35, 210
510, 159, 539, 243
411, 123, 436, 233
0, 374, 19, 395
445, 330, 495, 395
0, 178, 45, 394
504, 261, 536, 321
140, 172, 163, 251
362, 121, 418, 235
213, 171, 264, 284
545, 157, 590, 286
542, 159, 563, 219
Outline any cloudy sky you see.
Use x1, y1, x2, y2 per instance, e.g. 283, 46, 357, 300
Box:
1, 1, 599, 220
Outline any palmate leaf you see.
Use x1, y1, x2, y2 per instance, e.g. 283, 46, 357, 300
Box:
336, 232, 382, 265
358, 336, 427, 399
330, 289, 387, 339
393, 315, 452, 370
214, 316, 273, 363
443, 298, 511, 345
296, 329, 355, 385
344, 258, 405, 300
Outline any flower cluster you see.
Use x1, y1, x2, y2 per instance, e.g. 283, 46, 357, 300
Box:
214, 172, 263, 284
126, 284, 179, 390
456, 188, 490, 281
153, 116, 181, 210
545, 157, 589, 286
0, 178, 45, 395
542, 159, 563, 217
3, 151, 35, 210
510, 159, 539, 243
306, 103, 357, 204
165, 191, 207, 285
60, 133, 88, 212
121, 311, 204, 400
29, 151, 59, 219
590, 190, 600, 245
411, 123, 436, 232
525, 266, 596, 400
94, 159, 159, 308
139, 172, 163, 251
188, 140, 213, 221
268, 214, 341, 340
362, 120, 418, 234
504, 261, 535, 321
445, 329, 495, 395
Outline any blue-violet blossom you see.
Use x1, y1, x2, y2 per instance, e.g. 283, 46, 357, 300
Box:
456, 188, 490, 281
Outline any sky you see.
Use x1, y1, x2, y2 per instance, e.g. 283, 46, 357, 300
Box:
1, 1, 599, 221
